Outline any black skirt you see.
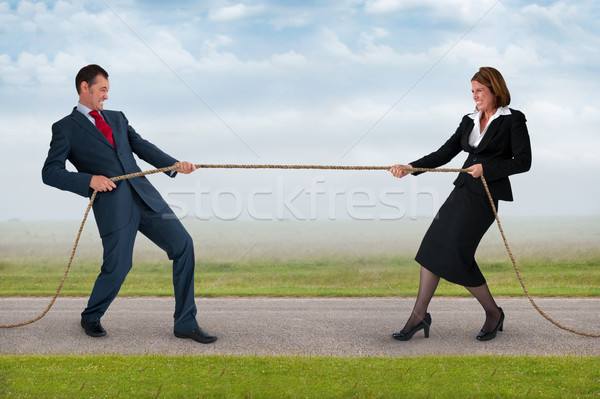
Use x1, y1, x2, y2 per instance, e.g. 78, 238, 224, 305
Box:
415, 186, 498, 287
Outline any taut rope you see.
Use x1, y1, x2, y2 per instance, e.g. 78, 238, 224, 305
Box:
1, 164, 598, 337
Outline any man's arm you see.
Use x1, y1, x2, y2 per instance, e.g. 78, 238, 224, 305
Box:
42, 124, 95, 197
120, 112, 179, 174
120, 112, 198, 177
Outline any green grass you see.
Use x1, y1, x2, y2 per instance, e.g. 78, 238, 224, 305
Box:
1, 355, 598, 398
0, 255, 599, 297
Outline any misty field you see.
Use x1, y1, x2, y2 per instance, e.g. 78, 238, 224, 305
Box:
0, 216, 599, 297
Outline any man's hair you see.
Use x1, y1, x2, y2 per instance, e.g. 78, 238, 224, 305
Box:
471, 66, 511, 108
75, 64, 109, 94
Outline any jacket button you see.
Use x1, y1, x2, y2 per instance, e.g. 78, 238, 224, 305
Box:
473, 157, 478, 162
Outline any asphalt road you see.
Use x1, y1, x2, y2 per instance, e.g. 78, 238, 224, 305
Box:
1, 297, 599, 356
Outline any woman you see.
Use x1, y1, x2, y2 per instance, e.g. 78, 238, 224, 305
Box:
389, 67, 531, 341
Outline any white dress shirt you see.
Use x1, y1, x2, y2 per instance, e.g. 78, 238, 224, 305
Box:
468, 106, 511, 148
76, 102, 100, 125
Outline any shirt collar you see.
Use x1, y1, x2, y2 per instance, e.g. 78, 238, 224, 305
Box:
76, 102, 93, 116
468, 106, 511, 120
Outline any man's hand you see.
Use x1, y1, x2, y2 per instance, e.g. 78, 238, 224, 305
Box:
389, 164, 412, 179
467, 163, 483, 178
174, 161, 197, 174
90, 175, 117, 192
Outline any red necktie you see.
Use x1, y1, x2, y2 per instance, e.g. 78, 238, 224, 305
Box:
89, 110, 115, 147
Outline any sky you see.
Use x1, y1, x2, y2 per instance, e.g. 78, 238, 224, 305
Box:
1, 0, 599, 222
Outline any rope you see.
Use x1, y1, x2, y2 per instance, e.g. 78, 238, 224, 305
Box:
478, 176, 600, 337
0, 191, 97, 328
1, 164, 598, 337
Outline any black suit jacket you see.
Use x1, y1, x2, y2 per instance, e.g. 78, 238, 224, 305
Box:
410, 109, 531, 201
42, 108, 178, 236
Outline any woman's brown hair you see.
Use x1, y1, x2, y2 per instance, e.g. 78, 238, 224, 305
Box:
471, 67, 511, 108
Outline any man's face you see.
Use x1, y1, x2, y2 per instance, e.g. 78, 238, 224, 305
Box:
79, 74, 109, 111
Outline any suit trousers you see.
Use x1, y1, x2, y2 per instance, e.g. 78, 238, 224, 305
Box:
81, 192, 199, 332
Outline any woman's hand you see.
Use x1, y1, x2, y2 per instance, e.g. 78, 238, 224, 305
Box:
467, 163, 483, 178
389, 164, 412, 179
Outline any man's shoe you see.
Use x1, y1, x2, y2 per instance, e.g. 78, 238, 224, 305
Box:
81, 321, 106, 337
174, 328, 218, 344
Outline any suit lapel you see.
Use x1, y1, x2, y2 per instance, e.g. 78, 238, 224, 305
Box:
474, 116, 504, 153
70, 108, 115, 149
101, 111, 122, 148
461, 118, 475, 151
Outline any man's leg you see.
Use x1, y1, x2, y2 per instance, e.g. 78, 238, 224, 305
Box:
81, 209, 140, 324
138, 204, 199, 333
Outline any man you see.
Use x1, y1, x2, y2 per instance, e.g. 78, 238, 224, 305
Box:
42, 64, 216, 344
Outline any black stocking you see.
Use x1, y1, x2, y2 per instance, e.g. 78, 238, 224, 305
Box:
401, 266, 439, 332
465, 283, 502, 332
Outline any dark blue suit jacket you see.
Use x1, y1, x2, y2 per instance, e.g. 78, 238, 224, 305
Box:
42, 108, 178, 236
411, 109, 532, 201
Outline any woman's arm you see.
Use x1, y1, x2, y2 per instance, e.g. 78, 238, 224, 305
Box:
408, 115, 470, 174
481, 111, 532, 180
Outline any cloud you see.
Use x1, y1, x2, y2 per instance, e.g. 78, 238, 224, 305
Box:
364, 0, 499, 21
319, 29, 355, 59
317, 28, 426, 66
270, 11, 311, 30
364, 0, 398, 14
0, 51, 86, 89
270, 50, 307, 68
524, 100, 600, 168
521, 3, 578, 30
208, 4, 264, 22
0, 0, 599, 220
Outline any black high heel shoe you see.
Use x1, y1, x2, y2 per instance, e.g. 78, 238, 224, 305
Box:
476, 307, 504, 341
393, 313, 431, 341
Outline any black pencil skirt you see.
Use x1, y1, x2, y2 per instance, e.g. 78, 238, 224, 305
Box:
415, 185, 498, 287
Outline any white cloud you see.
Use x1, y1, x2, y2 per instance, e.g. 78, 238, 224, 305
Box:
318, 28, 427, 66
581, 105, 599, 122
149, 30, 197, 68
360, 27, 389, 41
0, 52, 71, 86
270, 11, 311, 30
364, 0, 404, 14
364, 0, 499, 21
524, 100, 600, 168
521, 3, 578, 30
320, 29, 355, 60
271, 50, 307, 68
527, 100, 576, 123
0, 0, 599, 219
16, 0, 48, 15
208, 4, 264, 22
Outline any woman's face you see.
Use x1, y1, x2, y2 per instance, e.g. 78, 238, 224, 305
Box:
471, 80, 496, 114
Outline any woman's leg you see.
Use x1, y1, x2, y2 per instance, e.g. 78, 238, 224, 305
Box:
465, 283, 502, 332
401, 266, 440, 332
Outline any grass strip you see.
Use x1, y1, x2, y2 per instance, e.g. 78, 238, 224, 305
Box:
1, 355, 598, 398
1, 256, 599, 297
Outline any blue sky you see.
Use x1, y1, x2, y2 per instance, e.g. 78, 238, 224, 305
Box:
1, 0, 599, 221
